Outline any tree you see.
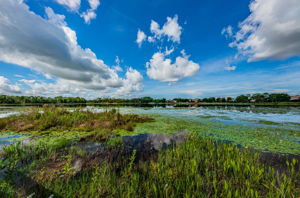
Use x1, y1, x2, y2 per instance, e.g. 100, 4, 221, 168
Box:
268, 93, 290, 102
235, 95, 249, 103
226, 97, 233, 102
250, 93, 265, 103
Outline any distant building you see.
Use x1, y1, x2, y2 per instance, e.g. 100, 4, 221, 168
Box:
167, 100, 176, 103
290, 95, 300, 101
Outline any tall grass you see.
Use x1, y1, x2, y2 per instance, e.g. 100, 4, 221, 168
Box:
0, 106, 153, 132
2, 137, 297, 197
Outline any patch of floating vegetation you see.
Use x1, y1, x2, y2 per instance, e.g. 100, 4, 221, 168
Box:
197, 115, 232, 120
256, 120, 283, 125
135, 114, 300, 155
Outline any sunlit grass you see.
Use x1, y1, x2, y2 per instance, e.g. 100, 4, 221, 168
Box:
3, 137, 297, 198
0, 106, 153, 133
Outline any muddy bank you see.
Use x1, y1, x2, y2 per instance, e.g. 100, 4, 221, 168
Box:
72, 130, 189, 172
72, 131, 300, 174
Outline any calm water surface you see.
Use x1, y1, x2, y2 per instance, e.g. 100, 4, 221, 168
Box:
86, 106, 300, 126
1, 105, 300, 125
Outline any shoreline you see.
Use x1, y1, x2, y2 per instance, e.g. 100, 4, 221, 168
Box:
0, 102, 300, 107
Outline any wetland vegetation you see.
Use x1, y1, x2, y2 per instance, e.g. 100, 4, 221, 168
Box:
0, 106, 299, 197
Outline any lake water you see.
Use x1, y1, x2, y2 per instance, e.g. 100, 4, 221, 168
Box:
0, 105, 299, 153
1, 105, 300, 126
84, 106, 300, 128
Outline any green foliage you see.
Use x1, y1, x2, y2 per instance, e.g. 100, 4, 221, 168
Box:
0, 106, 153, 133
0, 95, 86, 104
0, 92, 295, 106
235, 95, 249, 103
28, 138, 300, 197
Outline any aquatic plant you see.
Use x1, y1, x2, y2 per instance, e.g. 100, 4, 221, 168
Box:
0, 106, 154, 133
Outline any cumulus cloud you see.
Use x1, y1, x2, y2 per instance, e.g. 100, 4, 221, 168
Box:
0, 0, 142, 97
146, 50, 200, 82
115, 68, 143, 96
136, 15, 199, 82
18, 68, 142, 98
150, 15, 182, 43
0, 76, 21, 94
55, 0, 81, 11
136, 29, 147, 47
80, 0, 100, 24
230, 0, 300, 61
224, 66, 237, 71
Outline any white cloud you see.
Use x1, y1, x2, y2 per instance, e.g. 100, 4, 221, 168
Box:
55, 0, 100, 24
115, 67, 143, 96
0, 0, 142, 98
113, 56, 123, 72
179, 89, 201, 97
221, 25, 233, 39
80, 0, 100, 24
113, 66, 123, 72
55, 0, 81, 11
150, 15, 182, 43
19, 79, 36, 84
230, 0, 300, 61
224, 66, 237, 71
270, 89, 289, 93
81, 10, 97, 24
164, 47, 174, 56
201, 56, 240, 73
0, 76, 21, 94
136, 15, 199, 82
18, 67, 143, 98
147, 36, 155, 43
88, 0, 100, 10
14, 74, 24, 78
136, 29, 147, 47
146, 50, 200, 82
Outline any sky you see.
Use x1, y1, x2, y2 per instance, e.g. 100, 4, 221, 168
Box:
0, 0, 300, 99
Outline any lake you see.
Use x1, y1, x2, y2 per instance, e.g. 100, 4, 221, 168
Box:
1, 105, 300, 154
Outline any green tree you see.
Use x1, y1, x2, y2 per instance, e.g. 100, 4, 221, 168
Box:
235, 95, 249, 103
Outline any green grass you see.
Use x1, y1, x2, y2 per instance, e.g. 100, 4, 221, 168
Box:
1, 137, 299, 197
0, 106, 153, 134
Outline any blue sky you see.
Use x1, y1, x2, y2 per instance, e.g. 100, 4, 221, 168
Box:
0, 0, 300, 99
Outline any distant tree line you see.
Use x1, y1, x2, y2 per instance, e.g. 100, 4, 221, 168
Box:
0, 93, 297, 105
198, 93, 291, 103
89, 97, 167, 104
0, 95, 86, 104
